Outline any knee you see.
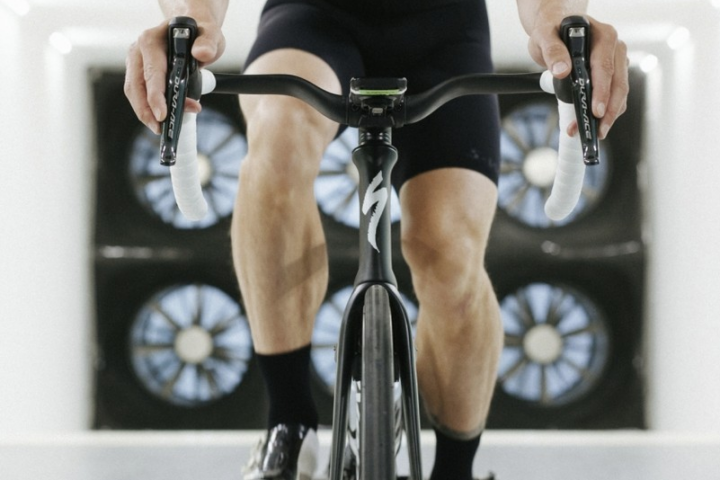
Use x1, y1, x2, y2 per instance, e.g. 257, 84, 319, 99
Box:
404, 222, 503, 344
241, 96, 337, 191
406, 225, 499, 328
402, 220, 487, 286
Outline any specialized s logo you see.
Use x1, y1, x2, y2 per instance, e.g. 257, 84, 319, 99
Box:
362, 172, 389, 252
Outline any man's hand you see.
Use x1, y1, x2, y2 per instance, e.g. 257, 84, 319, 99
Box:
526, 14, 629, 139
124, 18, 225, 134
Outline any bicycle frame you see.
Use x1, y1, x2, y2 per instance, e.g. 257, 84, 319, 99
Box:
328, 126, 423, 480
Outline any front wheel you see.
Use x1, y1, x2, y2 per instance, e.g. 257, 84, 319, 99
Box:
359, 285, 396, 480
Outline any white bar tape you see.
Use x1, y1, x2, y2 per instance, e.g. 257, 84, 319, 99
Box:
200, 69, 216, 95
544, 100, 586, 221
170, 112, 208, 221
540, 70, 555, 95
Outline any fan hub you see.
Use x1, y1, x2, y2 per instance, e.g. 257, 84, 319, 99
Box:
523, 324, 563, 365
175, 326, 214, 364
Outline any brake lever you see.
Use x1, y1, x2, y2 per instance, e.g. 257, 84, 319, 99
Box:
159, 17, 200, 166
553, 15, 600, 166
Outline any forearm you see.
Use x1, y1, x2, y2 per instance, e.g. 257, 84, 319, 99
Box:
516, 0, 588, 35
159, 0, 229, 26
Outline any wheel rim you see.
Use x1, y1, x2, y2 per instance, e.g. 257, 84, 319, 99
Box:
315, 128, 402, 228
497, 282, 611, 406
128, 107, 246, 229
129, 283, 253, 406
499, 101, 610, 227
311, 285, 417, 394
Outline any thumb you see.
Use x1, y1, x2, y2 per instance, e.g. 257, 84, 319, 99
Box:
191, 27, 226, 66
534, 29, 572, 78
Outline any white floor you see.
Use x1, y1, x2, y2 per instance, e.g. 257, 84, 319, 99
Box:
1, 430, 719, 480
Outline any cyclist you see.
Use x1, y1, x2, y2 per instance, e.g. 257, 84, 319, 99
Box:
125, 1, 628, 478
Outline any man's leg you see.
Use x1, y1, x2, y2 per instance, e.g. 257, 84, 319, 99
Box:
232, 49, 340, 478
234, 49, 340, 354
400, 168, 504, 480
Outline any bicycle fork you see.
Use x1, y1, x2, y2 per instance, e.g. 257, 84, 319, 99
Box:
328, 127, 424, 480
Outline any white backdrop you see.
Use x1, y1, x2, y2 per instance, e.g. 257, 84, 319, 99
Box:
1, 0, 719, 433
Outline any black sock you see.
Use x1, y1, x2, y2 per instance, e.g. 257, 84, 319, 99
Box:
256, 344, 318, 431
429, 428, 482, 480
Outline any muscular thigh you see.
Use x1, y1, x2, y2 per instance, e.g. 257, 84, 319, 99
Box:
240, 49, 341, 152
242, 1, 365, 139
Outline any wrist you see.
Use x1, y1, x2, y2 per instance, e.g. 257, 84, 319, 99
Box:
518, 0, 588, 35
159, 0, 227, 28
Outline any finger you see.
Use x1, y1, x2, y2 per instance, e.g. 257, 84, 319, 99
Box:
186, 98, 202, 114
588, 19, 619, 120
567, 120, 578, 138
192, 26, 226, 66
124, 43, 161, 134
138, 23, 169, 124
533, 26, 572, 78
598, 41, 629, 139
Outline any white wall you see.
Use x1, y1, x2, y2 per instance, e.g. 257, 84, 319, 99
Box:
0, 5, 93, 433
0, 0, 719, 433
628, 3, 720, 433
0, 0, 260, 433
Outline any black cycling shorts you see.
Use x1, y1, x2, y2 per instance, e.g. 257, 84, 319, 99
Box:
244, 0, 501, 188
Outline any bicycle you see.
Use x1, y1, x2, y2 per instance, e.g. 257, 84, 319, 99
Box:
158, 15, 599, 480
